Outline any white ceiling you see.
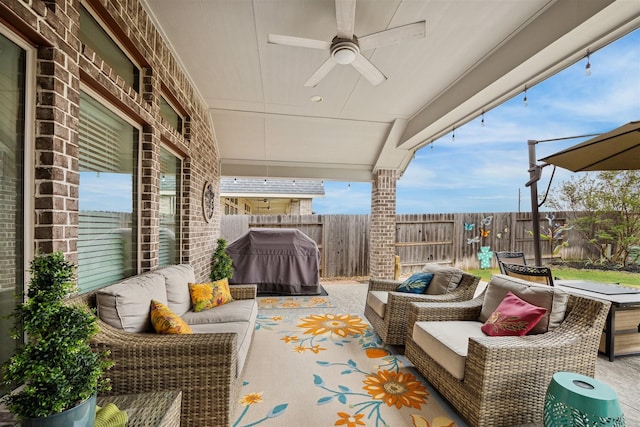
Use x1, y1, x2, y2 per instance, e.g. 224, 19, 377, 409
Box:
143, 0, 640, 182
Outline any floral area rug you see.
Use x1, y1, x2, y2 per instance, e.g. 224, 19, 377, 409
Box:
232, 313, 464, 427
257, 296, 336, 310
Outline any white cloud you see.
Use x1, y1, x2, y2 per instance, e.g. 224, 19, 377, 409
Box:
314, 182, 371, 214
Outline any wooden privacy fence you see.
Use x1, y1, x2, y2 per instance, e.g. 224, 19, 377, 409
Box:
220, 211, 597, 277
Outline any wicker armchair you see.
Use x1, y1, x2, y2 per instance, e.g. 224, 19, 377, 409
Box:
405, 291, 610, 427
68, 285, 257, 427
364, 271, 480, 345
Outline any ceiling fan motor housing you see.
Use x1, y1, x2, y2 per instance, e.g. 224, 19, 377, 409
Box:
331, 38, 359, 64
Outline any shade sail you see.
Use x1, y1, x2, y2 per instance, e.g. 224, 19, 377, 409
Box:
540, 121, 640, 172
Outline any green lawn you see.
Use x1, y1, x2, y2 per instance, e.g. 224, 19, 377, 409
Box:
466, 267, 640, 288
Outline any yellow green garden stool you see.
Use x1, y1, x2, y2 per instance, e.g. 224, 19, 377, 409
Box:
544, 371, 625, 426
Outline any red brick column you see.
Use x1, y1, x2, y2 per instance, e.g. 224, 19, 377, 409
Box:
369, 169, 397, 280
34, 15, 81, 261
140, 68, 161, 272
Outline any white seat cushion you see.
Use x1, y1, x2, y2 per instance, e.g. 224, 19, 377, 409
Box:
412, 320, 485, 380
187, 300, 258, 376
182, 299, 257, 325
366, 291, 388, 318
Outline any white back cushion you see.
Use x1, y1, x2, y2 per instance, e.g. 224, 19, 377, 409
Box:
422, 263, 464, 295
479, 274, 569, 334
157, 264, 195, 315
97, 272, 167, 332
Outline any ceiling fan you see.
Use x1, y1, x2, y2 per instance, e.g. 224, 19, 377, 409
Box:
268, 0, 426, 87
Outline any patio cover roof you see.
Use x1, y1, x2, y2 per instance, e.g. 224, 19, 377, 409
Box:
220, 178, 325, 198
142, 0, 640, 181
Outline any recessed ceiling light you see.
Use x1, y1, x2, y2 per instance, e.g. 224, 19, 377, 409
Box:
310, 95, 323, 103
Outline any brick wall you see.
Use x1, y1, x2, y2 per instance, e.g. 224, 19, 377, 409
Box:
299, 199, 313, 215
0, 175, 17, 290
289, 199, 301, 215
2, 0, 221, 281
369, 169, 397, 279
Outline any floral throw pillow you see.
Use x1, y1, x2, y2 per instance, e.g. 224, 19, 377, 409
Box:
481, 291, 547, 336
189, 278, 234, 312
150, 300, 192, 334
396, 272, 434, 294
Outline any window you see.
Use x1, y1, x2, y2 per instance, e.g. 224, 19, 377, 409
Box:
79, 5, 140, 91
78, 91, 139, 291
159, 147, 181, 267
0, 29, 31, 394
159, 96, 183, 134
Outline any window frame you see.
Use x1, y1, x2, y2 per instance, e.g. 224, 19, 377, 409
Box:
79, 83, 143, 278
0, 22, 36, 292
159, 144, 184, 266
79, 2, 142, 92
159, 95, 185, 135
0, 23, 36, 394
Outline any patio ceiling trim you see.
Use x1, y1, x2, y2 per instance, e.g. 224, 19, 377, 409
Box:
221, 159, 374, 181
397, 0, 640, 153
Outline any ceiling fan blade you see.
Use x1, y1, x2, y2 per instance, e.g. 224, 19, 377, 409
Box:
335, 0, 356, 39
304, 57, 337, 87
268, 34, 331, 50
358, 21, 426, 51
351, 54, 386, 86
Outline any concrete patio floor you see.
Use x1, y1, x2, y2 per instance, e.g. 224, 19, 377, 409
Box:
321, 279, 640, 425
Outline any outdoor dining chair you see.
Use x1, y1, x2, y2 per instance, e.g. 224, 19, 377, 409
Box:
501, 262, 554, 286
494, 251, 527, 274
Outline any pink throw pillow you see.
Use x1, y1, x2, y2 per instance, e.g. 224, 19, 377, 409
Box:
481, 291, 548, 336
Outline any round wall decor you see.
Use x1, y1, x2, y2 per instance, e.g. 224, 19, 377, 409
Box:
202, 181, 215, 222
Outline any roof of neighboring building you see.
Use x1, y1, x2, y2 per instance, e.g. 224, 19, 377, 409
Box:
220, 178, 325, 198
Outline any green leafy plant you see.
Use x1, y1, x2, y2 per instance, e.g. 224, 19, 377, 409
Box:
547, 171, 640, 265
1, 251, 112, 419
210, 238, 234, 281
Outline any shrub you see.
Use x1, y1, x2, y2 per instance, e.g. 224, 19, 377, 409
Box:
1, 252, 112, 419
210, 238, 234, 281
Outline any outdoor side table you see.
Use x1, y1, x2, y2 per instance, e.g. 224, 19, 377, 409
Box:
97, 390, 182, 427
543, 372, 624, 426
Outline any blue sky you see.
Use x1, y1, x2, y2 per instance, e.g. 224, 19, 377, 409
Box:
314, 28, 640, 215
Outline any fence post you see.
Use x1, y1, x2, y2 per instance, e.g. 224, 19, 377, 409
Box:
394, 255, 400, 280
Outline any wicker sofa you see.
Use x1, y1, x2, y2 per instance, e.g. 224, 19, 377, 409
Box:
68, 264, 257, 427
364, 263, 480, 345
404, 274, 611, 427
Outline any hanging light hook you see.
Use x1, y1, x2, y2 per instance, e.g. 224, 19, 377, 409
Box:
585, 49, 592, 76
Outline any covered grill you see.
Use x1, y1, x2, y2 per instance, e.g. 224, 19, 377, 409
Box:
226, 228, 321, 295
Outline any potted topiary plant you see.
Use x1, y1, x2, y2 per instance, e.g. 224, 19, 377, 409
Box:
210, 237, 234, 281
1, 251, 112, 426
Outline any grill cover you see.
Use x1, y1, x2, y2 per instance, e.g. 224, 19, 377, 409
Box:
226, 228, 321, 295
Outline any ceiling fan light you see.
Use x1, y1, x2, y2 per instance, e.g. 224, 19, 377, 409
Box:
331, 41, 359, 65
333, 48, 356, 64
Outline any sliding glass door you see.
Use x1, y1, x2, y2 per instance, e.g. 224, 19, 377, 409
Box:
0, 31, 28, 395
